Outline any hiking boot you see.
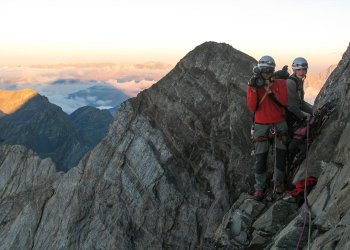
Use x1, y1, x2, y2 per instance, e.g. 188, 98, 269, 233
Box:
253, 189, 265, 201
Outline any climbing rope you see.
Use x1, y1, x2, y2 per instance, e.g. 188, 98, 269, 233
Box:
296, 117, 312, 250
271, 126, 277, 193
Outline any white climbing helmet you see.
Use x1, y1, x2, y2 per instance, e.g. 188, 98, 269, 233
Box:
257, 55, 275, 73
292, 57, 308, 70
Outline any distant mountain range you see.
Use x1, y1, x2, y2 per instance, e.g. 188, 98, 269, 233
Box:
0, 89, 113, 171
67, 84, 129, 109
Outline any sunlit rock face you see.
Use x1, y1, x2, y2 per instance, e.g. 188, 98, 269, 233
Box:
0, 41, 257, 249
0, 88, 38, 115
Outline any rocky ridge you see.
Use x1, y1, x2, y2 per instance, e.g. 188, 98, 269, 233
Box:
1, 41, 350, 249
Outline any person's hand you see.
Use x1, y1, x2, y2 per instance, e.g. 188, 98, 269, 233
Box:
265, 84, 272, 93
248, 76, 257, 87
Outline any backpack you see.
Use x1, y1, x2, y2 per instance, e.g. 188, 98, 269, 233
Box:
270, 66, 300, 132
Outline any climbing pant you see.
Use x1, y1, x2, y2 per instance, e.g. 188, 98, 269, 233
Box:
275, 148, 287, 184
254, 152, 268, 190
253, 122, 288, 190
253, 122, 288, 154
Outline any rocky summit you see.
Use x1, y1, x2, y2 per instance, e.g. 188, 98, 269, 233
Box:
1, 41, 350, 249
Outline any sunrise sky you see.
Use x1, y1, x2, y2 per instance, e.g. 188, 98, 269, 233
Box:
1, 0, 349, 72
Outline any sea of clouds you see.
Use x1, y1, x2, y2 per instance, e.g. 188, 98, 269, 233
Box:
0, 62, 172, 113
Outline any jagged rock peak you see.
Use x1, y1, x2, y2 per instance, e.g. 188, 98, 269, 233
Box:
172, 41, 257, 91
0, 88, 38, 115
131, 41, 256, 185
181, 41, 256, 66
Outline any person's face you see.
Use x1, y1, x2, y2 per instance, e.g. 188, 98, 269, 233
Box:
261, 72, 273, 79
260, 67, 274, 79
294, 68, 307, 79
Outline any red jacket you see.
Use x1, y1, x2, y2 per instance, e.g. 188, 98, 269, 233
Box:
247, 79, 287, 124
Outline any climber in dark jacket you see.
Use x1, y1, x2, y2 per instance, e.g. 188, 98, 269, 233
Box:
286, 57, 314, 166
247, 55, 288, 200
286, 57, 313, 124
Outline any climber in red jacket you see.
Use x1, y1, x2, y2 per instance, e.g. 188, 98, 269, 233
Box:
247, 55, 288, 200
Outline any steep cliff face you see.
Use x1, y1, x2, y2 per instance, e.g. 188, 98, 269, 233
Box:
0, 42, 256, 249
0, 145, 58, 250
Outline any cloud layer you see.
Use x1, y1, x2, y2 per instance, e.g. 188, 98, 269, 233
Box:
0, 62, 333, 112
0, 62, 172, 113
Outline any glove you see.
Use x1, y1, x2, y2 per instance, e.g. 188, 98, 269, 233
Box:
248, 76, 258, 87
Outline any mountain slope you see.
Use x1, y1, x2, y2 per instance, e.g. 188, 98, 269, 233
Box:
70, 106, 113, 145
0, 88, 37, 114
0, 93, 113, 171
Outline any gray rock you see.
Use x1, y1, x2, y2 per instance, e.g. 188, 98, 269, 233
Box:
0, 42, 256, 249
268, 213, 309, 250
253, 200, 298, 235
0, 145, 58, 250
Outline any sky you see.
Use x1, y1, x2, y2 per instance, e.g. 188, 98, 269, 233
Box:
1, 0, 349, 72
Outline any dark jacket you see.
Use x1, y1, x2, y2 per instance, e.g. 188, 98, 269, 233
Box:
286, 75, 313, 120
